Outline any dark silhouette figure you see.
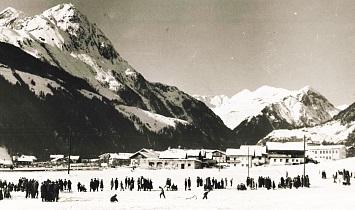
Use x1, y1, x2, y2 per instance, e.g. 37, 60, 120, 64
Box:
110, 194, 118, 202
159, 186, 165, 199
203, 190, 210, 199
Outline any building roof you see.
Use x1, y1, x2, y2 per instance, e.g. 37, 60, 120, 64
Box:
226, 148, 240, 156
67, 156, 80, 160
17, 155, 37, 162
266, 142, 304, 151
186, 149, 204, 157
130, 148, 159, 159
226, 146, 266, 156
50, 154, 64, 159
159, 149, 187, 159
240, 145, 266, 156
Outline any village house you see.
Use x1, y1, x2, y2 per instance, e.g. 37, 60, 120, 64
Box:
129, 148, 160, 167
307, 144, 346, 162
206, 150, 226, 163
138, 148, 201, 170
266, 142, 305, 166
99, 153, 132, 167
226, 145, 267, 167
0, 159, 13, 168
13, 155, 37, 166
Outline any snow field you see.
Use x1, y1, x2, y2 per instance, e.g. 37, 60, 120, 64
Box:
1, 158, 355, 210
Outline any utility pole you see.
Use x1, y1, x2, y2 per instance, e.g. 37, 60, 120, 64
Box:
247, 146, 250, 178
303, 135, 306, 178
68, 127, 72, 175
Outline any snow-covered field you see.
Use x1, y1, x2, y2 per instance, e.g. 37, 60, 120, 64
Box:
1, 158, 355, 210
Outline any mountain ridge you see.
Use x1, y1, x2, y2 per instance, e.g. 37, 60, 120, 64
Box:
0, 4, 237, 157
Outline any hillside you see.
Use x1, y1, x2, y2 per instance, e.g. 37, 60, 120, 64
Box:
0, 4, 237, 158
259, 102, 355, 145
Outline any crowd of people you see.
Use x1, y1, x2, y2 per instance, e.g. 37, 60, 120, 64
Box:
332, 169, 352, 185
6, 168, 353, 203
108, 176, 153, 192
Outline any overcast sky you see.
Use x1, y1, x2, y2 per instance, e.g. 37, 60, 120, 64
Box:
1, 0, 354, 106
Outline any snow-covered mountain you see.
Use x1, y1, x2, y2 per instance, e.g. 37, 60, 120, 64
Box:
0, 4, 235, 157
192, 95, 229, 108
336, 104, 349, 111
260, 102, 355, 145
194, 85, 340, 145
195, 85, 339, 130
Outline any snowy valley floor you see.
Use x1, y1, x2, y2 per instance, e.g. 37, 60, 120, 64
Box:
1, 158, 355, 210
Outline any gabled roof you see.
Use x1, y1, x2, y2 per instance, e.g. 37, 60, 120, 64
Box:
266, 142, 304, 151
130, 148, 159, 159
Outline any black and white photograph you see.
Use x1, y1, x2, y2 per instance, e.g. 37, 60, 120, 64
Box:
0, 0, 354, 209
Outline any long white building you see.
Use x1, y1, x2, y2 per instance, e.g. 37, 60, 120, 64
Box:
306, 145, 346, 162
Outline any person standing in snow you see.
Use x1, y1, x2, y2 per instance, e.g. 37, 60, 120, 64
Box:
114, 178, 119, 190
110, 178, 114, 190
159, 186, 165, 199
67, 180, 72, 192
100, 179, 104, 191
203, 190, 210, 199
188, 177, 191, 190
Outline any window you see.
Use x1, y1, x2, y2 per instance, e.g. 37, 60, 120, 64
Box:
234, 158, 236, 161
296, 159, 298, 162
280, 159, 282, 162
286, 159, 289, 163
274, 159, 276, 162
188, 164, 191, 167
336, 150, 338, 153
315, 151, 317, 154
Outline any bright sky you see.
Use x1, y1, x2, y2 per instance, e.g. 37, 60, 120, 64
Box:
1, 0, 354, 106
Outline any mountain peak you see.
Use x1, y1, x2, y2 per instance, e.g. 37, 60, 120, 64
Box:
43, 3, 85, 31
0, 7, 23, 16
300, 85, 312, 92
0, 7, 28, 29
